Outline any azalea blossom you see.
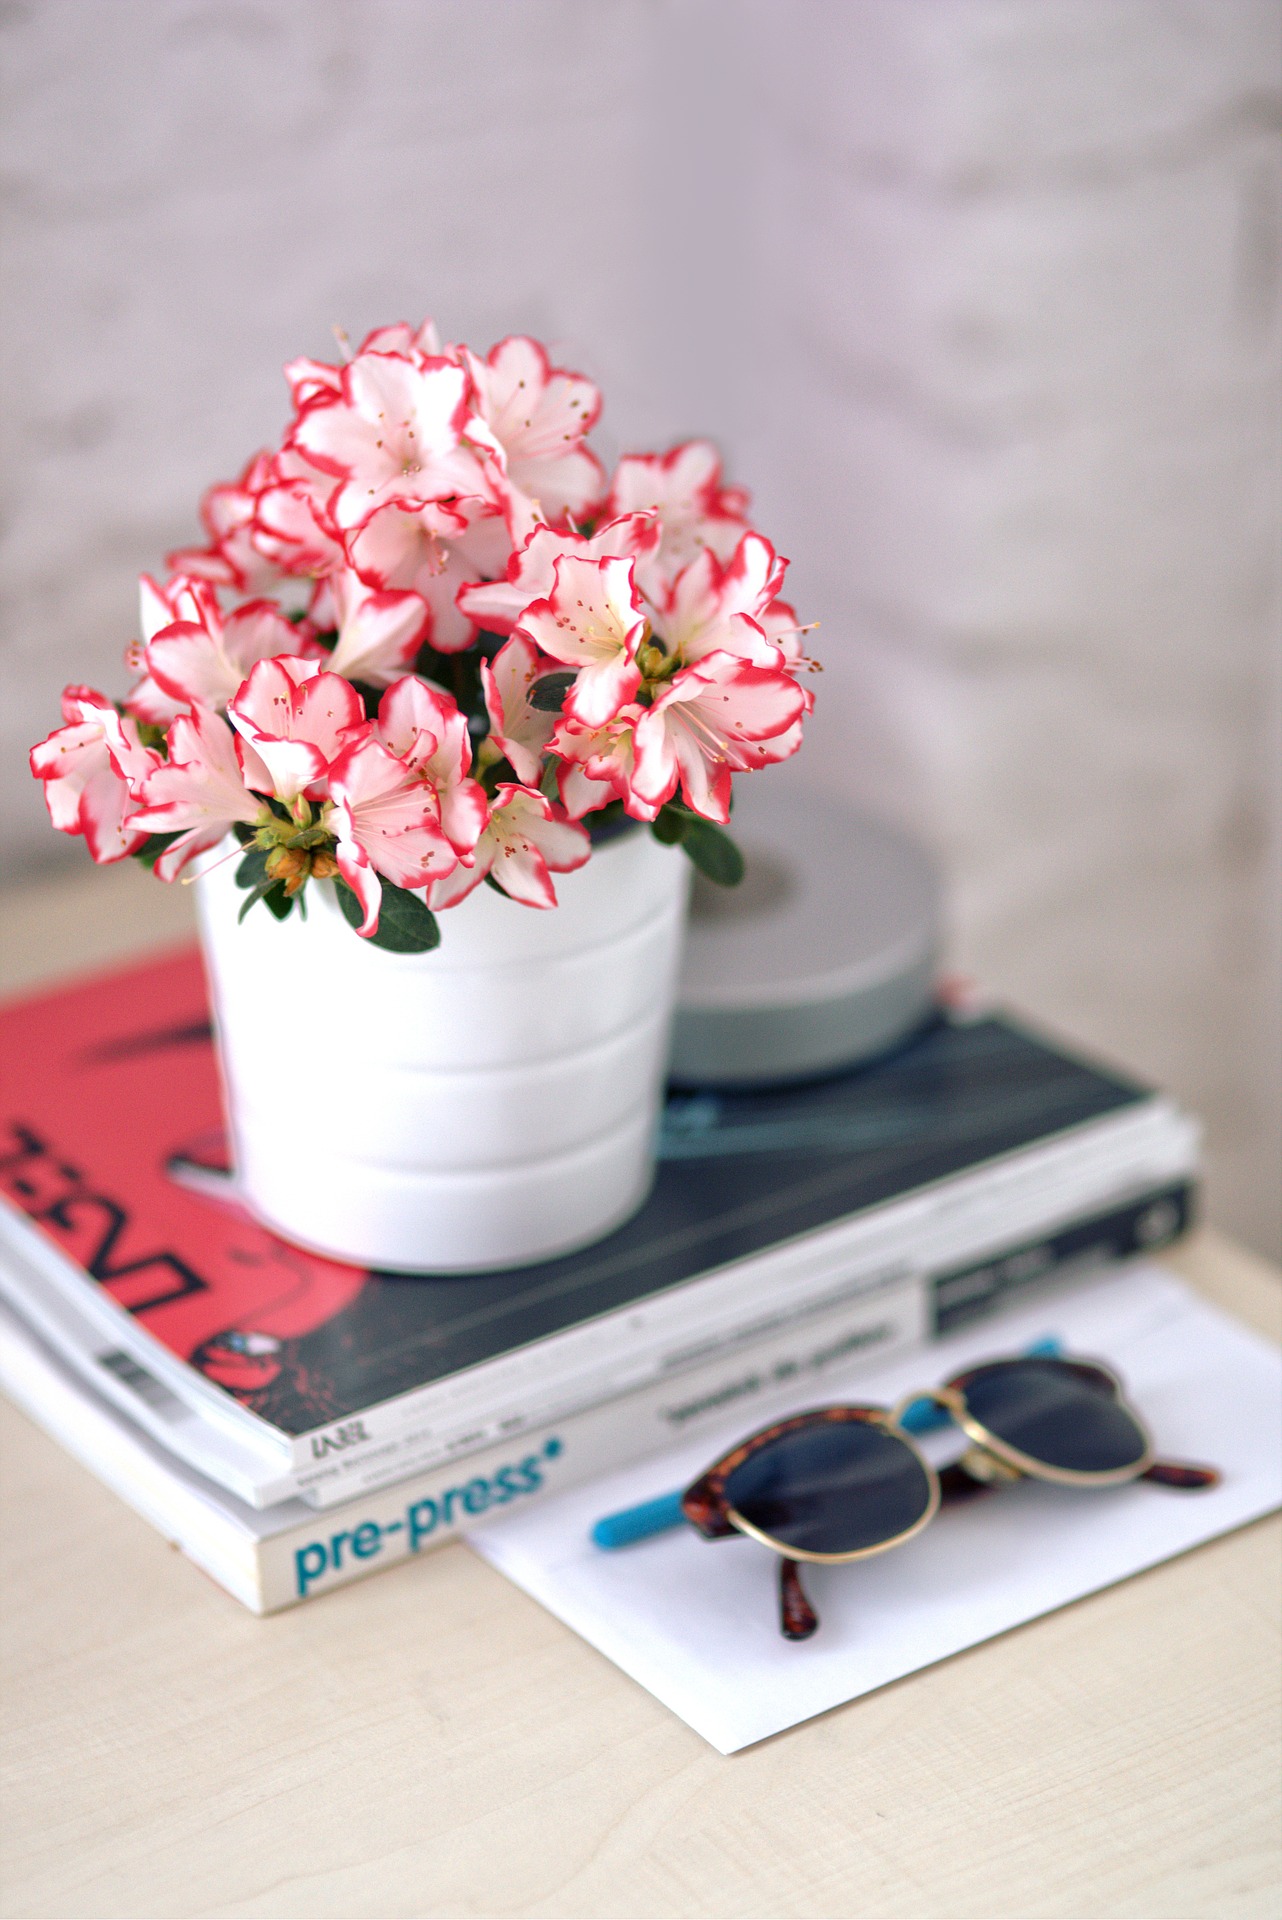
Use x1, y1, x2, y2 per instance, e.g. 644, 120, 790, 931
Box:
373, 676, 488, 856
464, 335, 604, 530
124, 574, 220, 726
290, 349, 487, 533
514, 554, 646, 729
165, 451, 282, 597
283, 356, 344, 410
30, 317, 815, 947
326, 735, 460, 935
138, 571, 206, 646
29, 687, 159, 863
631, 652, 806, 824
553, 705, 651, 819
751, 595, 813, 691
324, 568, 431, 687
479, 634, 558, 785
605, 441, 751, 597
128, 706, 272, 881
252, 445, 347, 581
458, 512, 658, 636
281, 320, 443, 412
359, 318, 444, 359
656, 533, 789, 670
346, 494, 511, 654
429, 783, 589, 911
134, 581, 308, 719
227, 658, 365, 803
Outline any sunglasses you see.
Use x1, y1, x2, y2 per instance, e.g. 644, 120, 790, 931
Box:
594, 1351, 1220, 1641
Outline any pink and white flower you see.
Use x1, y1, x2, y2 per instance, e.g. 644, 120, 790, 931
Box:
282, 322, 445, 410
123, 574, 216, 725
457, 512, 658, 636
346, 495, 511, 655
324, 569, 431, 687
605, 441, 751, 596
227, 658, 365, 803
252, 446, 347, 580
165, 451, 282, 598
479, 634, 558, 785
128, 706, 272, 882
30, 317, 816, 942
29, 688, 159, 863
429, 783, 589, 911
631, 652, 806, 824
514, 554, 646, 728
359, 318, 444, 360
464, 335, 604, 528
325, 736, 459, 935
283, 356, 344, 410
553, 705, 650, 819
133, 580, 308, 719
656, 533, 789, 671
373, 676, 487, 857
290, 350, 486, 533
138, 571, 206, 646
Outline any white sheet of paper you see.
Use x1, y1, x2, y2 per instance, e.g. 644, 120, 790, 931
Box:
468, 1265, 1282, 1752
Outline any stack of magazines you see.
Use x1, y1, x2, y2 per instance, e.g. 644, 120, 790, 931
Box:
0, 947, 1198, 1613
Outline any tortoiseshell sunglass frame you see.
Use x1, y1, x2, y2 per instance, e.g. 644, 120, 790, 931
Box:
679, 1355, 1219, 1640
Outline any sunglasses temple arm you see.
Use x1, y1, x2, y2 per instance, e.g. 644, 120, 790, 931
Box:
591, 1489, 688, 1549
779, 1559, 819, 1640
1140, 1459, 1222, 1489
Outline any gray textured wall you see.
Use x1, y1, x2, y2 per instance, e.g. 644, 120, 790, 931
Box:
2, 0, 1279, 1256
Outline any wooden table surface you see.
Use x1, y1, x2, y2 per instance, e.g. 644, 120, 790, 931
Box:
1, 863, 1279, 1919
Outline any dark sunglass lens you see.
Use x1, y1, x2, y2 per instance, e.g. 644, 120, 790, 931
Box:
960, 1360, 1147, 1474
723, 1419, 932, 1555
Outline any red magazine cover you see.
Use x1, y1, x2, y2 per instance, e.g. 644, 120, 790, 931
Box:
0, 946, 370, 1430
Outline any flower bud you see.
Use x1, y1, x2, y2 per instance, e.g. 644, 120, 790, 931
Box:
265, 845, 309, 889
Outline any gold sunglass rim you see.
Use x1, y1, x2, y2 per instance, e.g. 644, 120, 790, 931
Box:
717, 1357, 1156, 1564
725, 1410, 943, 1566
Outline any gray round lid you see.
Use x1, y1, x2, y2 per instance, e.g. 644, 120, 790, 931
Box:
670, 773, 943, 1086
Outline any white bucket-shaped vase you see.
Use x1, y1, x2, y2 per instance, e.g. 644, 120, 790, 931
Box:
195, 829, 690, 1272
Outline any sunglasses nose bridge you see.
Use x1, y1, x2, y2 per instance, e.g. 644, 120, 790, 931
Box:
891, 1384, 966, 1429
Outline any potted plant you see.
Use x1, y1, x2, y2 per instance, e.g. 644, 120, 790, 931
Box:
30, 320, 816, 1271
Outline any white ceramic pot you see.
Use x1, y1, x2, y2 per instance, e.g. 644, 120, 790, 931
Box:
195, 830, 690, 1272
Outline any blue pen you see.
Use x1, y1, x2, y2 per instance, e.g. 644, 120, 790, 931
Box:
590, 1336, 1064, 1550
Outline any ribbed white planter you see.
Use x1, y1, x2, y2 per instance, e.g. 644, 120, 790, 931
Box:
195, 830, 690, 1272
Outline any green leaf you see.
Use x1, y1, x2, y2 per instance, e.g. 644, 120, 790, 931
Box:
334, 878, 366, 933
235, 846, 271, 890
130, 831, 183, 871
650, 804, 689, 848
262, 882, 295, 920
335, 876, 440, 953
680, 817, 745, 887
237, 879, 294, 924
529, 670, 576, 713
